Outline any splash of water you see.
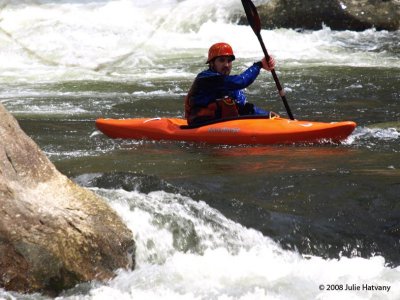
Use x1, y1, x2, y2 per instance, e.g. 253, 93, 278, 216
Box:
0, 0, 398, 83
71, 187, 400, 300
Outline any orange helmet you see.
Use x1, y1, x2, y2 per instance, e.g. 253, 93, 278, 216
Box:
206, 42, 235, 63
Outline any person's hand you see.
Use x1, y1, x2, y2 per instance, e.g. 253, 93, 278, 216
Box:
261, 56, 275, 71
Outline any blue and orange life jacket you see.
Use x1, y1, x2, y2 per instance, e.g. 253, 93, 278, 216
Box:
185, 62, 268, 125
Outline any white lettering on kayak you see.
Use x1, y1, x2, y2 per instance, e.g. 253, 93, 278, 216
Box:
208, 127, 240, 134
298, 123, 313, 127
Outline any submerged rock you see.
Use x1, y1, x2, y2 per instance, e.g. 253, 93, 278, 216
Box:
0, 104, 135, 295
241, 0, 399, 31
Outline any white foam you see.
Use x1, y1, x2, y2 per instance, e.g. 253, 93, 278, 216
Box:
346, 126, 400, 145
81, 188, 400, 300
0, 1, 398, 84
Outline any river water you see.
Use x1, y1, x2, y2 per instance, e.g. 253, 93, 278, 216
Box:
1, 0, 400, 299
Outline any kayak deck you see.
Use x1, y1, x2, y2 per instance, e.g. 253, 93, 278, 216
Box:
95, 116, 356, 145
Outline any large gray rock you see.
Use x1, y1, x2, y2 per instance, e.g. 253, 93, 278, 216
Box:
240, 0, 399, 31
0, 103, 135, 295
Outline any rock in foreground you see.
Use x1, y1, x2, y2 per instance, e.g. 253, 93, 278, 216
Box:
0, 103, 135, 295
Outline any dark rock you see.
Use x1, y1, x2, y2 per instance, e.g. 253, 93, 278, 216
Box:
239, 0, 399, 31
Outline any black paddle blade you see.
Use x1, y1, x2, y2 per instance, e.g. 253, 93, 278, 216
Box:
241, 0, 261, 34
242, 0, 295, 120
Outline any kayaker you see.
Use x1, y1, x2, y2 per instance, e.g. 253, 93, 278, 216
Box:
184, 42, 275, 125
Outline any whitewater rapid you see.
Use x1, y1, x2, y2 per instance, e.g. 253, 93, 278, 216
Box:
56, 186, 399, 300
0, 0, 398, 84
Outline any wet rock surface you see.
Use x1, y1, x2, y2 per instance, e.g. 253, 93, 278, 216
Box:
0, 104, 135, 295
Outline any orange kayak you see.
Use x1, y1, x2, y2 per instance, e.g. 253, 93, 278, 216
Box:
95, 116, 356, 145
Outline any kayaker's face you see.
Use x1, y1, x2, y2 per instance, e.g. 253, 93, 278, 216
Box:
211, 56, 233, 75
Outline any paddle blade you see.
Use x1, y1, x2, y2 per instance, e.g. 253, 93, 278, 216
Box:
241, 0, 261, 34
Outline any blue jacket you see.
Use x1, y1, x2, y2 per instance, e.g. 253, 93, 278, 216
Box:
189, 62, 267, 115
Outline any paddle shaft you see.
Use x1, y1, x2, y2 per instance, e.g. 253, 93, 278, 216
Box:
241, 0, 294, 120
255, 33, 294, 120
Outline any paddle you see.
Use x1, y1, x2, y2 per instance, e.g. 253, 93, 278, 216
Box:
241, 0, 295, 120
